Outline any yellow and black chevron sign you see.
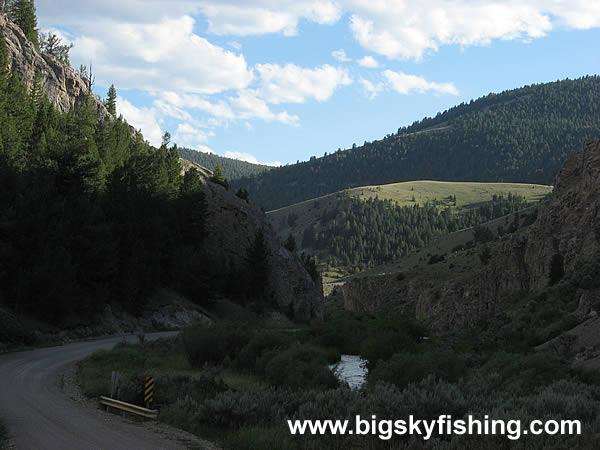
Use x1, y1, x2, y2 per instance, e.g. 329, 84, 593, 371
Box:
144, 376, 154, 405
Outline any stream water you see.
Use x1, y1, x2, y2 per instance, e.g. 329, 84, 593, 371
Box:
329, 354, 368, 389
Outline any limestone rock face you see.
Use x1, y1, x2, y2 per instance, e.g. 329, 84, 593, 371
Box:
0, 14, 109, 119
181, 159, 324, 322
342, 139, 600, 332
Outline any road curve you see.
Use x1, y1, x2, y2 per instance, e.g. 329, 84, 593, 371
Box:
0, 333, 209, 450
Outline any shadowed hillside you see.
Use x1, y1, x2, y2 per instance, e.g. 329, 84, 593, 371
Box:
236, 76, 600, 210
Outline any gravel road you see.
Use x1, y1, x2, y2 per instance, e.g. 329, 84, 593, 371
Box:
0, 333, 216, 450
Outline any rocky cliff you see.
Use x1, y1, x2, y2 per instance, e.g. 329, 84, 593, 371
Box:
0, 14, 108, 118
180, 159, 324, 322
341, 139, 600, 332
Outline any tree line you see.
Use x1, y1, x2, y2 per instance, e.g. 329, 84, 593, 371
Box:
178, 147, 272, 181
301, 193, 530, 267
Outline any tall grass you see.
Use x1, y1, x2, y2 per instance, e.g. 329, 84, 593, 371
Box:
0, 419, 9, 449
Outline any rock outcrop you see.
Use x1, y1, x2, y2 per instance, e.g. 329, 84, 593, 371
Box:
181, 159, 324, 322
342, 139, 600, 332
1, 14, 109, 118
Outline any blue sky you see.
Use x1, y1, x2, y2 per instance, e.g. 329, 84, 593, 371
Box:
36, 1, 600, 166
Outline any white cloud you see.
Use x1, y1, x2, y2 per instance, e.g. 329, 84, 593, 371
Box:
38, 1, 600, 64
200, 1, 341, 36
382, 70, 459, 95
357, 55, 378, 68
359, 71, 458, 99
117, 98, 163, 147
224, 151, 282, 167
67, 15, 253, 94
229, 90, 300, 125
359, 78, 384, 99
256, 63, 352, 104
346, 1, 600, 60
332, 49, 351, 62
158, 92, 236, 120
175, 122, 211, 148
195, 145, 216, 154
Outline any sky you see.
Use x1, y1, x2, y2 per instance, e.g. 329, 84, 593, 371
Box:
36, 1, 600, 167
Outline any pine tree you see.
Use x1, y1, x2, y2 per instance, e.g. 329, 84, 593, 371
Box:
210, 164, 229, 189
50, 91, 102, 193
39, 31, 72, 63
284, 233, 297, 252
180, 167, 202, 196
6, 0, 38, 49
0, 29, 9, 93
246, 229, 269, 300
106, 84, 117, 116
29, 68, 43, 108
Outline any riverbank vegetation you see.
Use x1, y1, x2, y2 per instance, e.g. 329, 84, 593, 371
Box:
80, 294, 600, 449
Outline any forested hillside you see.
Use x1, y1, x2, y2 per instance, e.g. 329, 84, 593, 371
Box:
0, 28, 265, 327
178, 147, 271, 180
236, 76, 600, 210
299, 192, 532, 267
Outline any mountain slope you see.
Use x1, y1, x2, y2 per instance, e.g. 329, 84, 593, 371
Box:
236, 76, 600, 210
178, 147, 272, 181
341, 139, 600, 339
0, 15, 323, 340
268, 180, 550, 267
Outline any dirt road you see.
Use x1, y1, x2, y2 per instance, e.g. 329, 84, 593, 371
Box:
0, 333, 214, 449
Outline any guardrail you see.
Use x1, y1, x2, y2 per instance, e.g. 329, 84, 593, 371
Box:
99, 396, 158, 419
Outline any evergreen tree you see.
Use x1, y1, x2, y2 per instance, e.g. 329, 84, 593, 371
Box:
180, 167, 202, 196
246, 229, 269, 300
39, 31, 72, 63
210, 164, 230, 189
549, 253, 565, 286
235, 187, 248, 201
106, 84, 117, 116
6, 0, 38, 48
284, 233, 297, 252
29, 68, 42, 107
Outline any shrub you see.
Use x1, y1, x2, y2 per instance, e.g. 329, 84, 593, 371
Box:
0, 308, 35, 346
263, 344, 339, 389
182, 323, 251, 367
369, 351, 467, 389
235, 330, 292, 372
359, 317, 425, 370
480, 351, 566, 395
224, 426, 294, 450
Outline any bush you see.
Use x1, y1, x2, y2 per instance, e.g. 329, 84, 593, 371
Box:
369, 351, 467, 389
182, 323, 251, 367
224, 426, 294, 450
235, 330, 292, 372
427, 254, 445, 264
480, 351, 566, 395
153, 369, 226, 405
359, 317, 425, 370
0, 419, 8, 446
196, 388, 306, 428
263, 344, 339, 389
0, 308, 36, 346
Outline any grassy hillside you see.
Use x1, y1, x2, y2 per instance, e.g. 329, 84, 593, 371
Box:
269, 181, 551, 265
270, 179, 550, 216
236, 76, 599, 210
